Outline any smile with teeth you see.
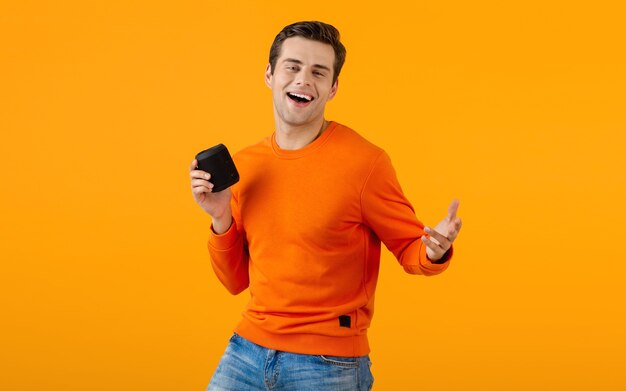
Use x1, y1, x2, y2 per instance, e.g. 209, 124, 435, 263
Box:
287, 92, 314, 104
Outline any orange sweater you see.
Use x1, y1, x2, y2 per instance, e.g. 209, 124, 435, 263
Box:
207, 121, 452, 357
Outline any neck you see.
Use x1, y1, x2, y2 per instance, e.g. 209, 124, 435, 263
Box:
274, 118, 329, 150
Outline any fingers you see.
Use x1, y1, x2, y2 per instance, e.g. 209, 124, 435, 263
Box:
191, 178, 214, 193
190, 169, 211, 180
447, 199, 460, 220
454, 217, 463, 233
446, 217, 462, 242
190, 159, 214, 193
421, 235, 438, 249
423, 200, 462, 261
421, 235, 446, 259
192, 186, 210, 197
424, 226, 451, 248
190, 160, 212, 182
422, 221, 462, 260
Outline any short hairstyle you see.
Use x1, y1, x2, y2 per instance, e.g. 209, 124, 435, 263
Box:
269, 21, 347, 85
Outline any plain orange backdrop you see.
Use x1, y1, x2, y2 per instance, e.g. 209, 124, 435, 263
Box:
1, 1, 625, 390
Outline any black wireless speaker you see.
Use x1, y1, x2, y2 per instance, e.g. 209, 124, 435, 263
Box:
195, 144, 239, 192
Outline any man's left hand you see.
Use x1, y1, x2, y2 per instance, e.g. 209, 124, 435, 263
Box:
421, 199, 463, 262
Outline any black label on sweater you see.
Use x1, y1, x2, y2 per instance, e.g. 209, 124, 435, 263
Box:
339, 315, 351, 328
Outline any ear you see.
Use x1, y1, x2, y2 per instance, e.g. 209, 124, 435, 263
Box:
327, 78, 339, 101
264, 64, 273, 88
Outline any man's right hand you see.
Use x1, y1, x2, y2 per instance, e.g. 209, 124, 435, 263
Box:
190, 159, 233, 234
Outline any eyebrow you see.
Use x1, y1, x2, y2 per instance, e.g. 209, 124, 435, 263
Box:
283, 58, 331, 72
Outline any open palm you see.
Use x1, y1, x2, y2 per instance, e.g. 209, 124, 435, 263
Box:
421, 199, 463, 261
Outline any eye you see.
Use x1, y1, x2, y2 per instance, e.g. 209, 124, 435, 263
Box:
314, 71, 325, 77
286, 65, 299, 71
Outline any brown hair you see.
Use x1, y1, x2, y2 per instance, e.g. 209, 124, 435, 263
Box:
269, 21, 347, 84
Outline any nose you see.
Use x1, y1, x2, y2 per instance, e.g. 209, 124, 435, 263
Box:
294, 71, 312, 86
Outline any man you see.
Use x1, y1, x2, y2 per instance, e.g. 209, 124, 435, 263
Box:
190, 21, 462, 391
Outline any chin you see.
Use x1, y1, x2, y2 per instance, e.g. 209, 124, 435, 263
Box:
281, 114, 312, 126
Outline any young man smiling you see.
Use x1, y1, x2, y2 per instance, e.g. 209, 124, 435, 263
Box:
265, 35, 338, 150
191, 21, 462, 391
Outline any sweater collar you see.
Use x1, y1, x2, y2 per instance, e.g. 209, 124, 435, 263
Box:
270, 121, 338, 159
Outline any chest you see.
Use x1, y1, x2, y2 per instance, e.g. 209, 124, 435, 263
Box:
237, 158, 366, 245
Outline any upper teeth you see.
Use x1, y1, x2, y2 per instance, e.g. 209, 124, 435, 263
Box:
290, 93, 313, 101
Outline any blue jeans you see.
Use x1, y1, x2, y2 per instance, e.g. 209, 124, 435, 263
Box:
207, 333, 374, 391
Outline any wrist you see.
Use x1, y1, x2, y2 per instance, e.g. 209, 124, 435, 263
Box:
211, 213, 233, 235
429, 248, 452, 264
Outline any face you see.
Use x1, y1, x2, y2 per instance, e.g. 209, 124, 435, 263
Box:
265, 36, 339, 129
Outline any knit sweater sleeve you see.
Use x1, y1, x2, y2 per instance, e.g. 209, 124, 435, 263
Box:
207, 189, 250, 294
360, 151, 451, 276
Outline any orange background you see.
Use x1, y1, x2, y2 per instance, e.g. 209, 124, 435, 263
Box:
1, 1, 625, 390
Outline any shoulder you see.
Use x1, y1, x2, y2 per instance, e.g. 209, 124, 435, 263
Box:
330, 122, 385, 158
324, 122, 394, 183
